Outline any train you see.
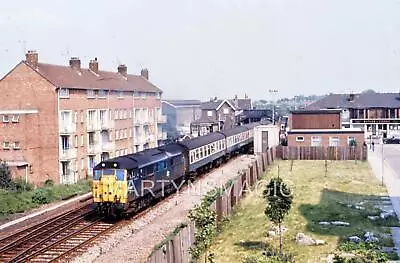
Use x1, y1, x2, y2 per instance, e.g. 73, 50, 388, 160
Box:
92, 123, 258, 216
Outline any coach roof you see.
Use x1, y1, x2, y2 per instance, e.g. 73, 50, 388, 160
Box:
178, 132, 225, 150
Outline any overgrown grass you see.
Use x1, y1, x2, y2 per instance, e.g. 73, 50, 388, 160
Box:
0, 180, 91, 220
209, 160, 399, 262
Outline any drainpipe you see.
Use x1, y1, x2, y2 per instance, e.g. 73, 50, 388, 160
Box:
57, 87, 61, 184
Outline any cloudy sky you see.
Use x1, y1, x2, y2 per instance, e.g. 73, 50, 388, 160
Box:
0, 0, 399, 100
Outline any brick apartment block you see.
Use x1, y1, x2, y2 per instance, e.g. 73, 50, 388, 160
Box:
0, 51, 167, 185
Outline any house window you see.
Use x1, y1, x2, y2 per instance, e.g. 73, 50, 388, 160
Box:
11, 115, 20, 123
311, 136, 321, 146
87, 89, 95, 98
81, 158, 84, 170
98, 90, 107, 98
348, 137, 356, 146
75, 135, 78, 147
157, 92, 161, 99
223, 108, 229, 114
59, 88, 69, 98
296, 136, 304, 142
61, 135, 70, 151
81, 134, 84, 146
207, 111, 213, 117
13, 141, 20, 149
3, 115, 9, 123
115, 110, 119, 120
80, 111, 84, 123
88, 156, 95, 170
115, 130, 119, 140
329, 137, 340, 147
3, 141, 10, 149
118, 91, 124, 98
88, 132, 96, 145
141, 92, 147, 99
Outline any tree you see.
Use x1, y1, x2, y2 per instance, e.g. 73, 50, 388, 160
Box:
0, 160, 12, 189
263, 177, 293, 254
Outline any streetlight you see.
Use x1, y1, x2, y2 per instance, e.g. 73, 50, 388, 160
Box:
269, 89, 278, 124
381, 143, 384, 186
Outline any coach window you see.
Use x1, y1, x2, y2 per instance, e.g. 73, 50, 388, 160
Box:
207, 145, 211, 155
200, 148, 204, 158
195, 149, 199, 159
190, 154, 194, 163
210, 144, 215, 153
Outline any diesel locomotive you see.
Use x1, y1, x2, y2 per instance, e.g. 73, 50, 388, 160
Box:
92, 123, 258, 216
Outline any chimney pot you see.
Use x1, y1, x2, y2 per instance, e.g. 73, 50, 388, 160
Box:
89, 59, 99, 74
25, 50, 38, 68
118, 64, 127, 77
141, 68, 149, 80
69, 57, 81, 71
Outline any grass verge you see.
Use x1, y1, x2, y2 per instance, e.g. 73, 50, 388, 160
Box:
209, 160, 399, 262
0, 180, 91, 220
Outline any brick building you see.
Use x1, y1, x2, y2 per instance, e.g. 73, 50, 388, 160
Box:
287, 110, 364, 147
190, 96, 252, 137
306, 92, 400, 140
0, 51, 166, 185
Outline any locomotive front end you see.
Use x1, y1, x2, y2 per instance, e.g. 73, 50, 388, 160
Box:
93, 166, 128, 215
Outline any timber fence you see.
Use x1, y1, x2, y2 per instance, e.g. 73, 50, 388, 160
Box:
276, 145, 368, 161
146, 148, 276, 263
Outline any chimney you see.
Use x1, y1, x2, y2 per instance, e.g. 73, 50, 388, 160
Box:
69, 57, 81, 71
141, 68, 149, 80
118, 64, 127, 77
89, 58, 98, 74
25, 50, 38, 68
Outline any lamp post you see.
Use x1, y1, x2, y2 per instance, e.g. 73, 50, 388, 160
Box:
269, 89, 278, 124
381, 143, 384, 186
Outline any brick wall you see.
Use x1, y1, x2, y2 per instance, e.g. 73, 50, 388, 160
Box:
0, 63, 59, 185
288, 132, 365, 147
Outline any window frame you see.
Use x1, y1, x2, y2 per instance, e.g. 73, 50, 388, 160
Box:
59, 88, 70, 98
12, 115, 20, 123
2, 115, 9, 123
87, 89, 96, 98
98, 90, 107, 98
295, 136, 305, 142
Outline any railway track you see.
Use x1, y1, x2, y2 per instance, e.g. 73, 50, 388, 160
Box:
0, 205, 117, 263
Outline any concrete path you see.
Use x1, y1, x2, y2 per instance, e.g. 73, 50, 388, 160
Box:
368, 145, 400, 258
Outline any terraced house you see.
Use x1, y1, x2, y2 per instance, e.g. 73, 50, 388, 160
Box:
0, 51, 166, 185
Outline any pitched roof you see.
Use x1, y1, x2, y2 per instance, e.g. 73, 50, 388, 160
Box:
24, 62, 162, 93
162, 100, 201, 107
201, 98, 252, 110
306, 93, 400, 109
291, 109, 342, 114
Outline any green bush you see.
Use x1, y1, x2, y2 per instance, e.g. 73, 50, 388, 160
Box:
32, 188, 54, 204
12, 179, 34, 192
44, 179, 54, 187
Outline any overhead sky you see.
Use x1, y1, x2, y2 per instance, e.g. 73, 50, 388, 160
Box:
0, 0, 399, 100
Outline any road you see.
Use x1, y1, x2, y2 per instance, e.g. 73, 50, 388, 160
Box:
382, 144, 400, 176
368, 144, 400, 259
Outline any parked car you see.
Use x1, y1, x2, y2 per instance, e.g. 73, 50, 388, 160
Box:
383, 137, 400, 144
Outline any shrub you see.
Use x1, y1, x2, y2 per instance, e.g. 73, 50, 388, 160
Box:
0, 160, 12, 189
44, 179, 54, 187
12, 178, 34, 192
32, 188, 54, 204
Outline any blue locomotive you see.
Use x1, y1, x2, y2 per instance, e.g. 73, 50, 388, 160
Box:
92, 123, 257, 215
